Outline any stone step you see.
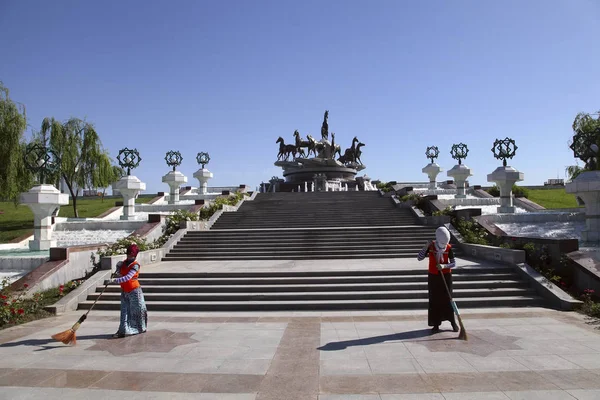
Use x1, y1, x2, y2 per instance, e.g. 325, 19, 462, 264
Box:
89, 288, 537, 302
170, 244, 435, 252
133, 273, 521, 285
173, 240, 433, 248
103, 280, 528, 293
78, 296, 545, 311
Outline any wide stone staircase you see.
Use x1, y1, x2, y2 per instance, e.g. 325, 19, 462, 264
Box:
164, 191, 437, 260
78, 191, 546, 311
81, 266, 543, 311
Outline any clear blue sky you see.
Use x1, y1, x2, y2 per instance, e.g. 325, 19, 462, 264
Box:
1, 0, 599, 193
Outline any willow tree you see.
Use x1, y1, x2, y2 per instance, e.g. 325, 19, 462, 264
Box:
41, 117, 105, 217
566, 111, 600, 181
0, 82, 32, 203
90, 151, 124, 201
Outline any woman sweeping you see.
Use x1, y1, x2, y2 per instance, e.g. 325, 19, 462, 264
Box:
417, 226, 458, 333
109, 244, 148, 338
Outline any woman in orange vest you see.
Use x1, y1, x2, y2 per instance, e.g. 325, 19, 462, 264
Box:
417, 226, 458, 333
109, 244, 148, 338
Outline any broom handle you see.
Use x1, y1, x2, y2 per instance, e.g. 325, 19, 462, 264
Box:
437, 264, 460, 315
83, 272, 115, 317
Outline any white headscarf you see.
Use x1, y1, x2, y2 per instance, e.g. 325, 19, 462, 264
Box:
435, 226, 450, 263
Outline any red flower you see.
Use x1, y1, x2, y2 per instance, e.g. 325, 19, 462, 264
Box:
3, 302, 8, 306
0, 295, 6, 300
17, 309, 24, 315
10, 308, 15, 313
23, 284, 28, 288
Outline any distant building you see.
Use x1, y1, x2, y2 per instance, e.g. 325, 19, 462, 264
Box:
544, 178, 564, 186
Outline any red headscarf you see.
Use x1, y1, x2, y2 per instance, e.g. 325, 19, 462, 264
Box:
126, 244, 139, 258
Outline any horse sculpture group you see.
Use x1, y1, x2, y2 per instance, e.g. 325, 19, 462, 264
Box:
276, 110, 365, 165
276, 133, 364, 165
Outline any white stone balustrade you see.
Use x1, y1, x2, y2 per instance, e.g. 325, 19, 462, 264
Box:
566, 170, 600, 243
422, 163, 442, 190
447, 164, 472, 199
113, 175, 146, 220
487, 166, 524, 213
162, 170, 187, 204
20, 184, 69, 250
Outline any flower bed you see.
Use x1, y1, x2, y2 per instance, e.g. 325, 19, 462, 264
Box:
1, 278, 83, 329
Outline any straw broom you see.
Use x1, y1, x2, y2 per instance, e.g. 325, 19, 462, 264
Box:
438, 264, 468, 340
51, 274, 114, 345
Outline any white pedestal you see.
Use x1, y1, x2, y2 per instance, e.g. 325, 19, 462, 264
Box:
20, 184, 69, 250
422, 163, 442, 190
447, 164, 473, 199
487, 166, 524, 213
162, 170, 188, 204
193, 168, 213, 195
566, 170, 600, 242
113, 176, 146, 220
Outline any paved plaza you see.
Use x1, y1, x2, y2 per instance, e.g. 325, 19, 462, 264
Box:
1, 305, 600, 399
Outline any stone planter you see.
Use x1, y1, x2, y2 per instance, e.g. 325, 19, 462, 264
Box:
487, 166, 524, 213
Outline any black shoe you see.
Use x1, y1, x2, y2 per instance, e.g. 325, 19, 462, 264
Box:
431, 326, 440, 333
451, 321, 459, 332
112, 332, 125, 338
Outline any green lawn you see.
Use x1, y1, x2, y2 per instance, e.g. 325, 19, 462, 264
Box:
0, 195, 154, 243
527, 188, 581, 209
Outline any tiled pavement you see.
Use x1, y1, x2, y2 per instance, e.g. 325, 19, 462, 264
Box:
1, 308, 600, 399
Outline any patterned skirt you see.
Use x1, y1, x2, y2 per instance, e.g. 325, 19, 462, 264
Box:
117, 287, 148, 335
428, 272, 455, 327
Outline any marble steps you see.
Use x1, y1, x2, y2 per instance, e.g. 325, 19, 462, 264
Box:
88, 288, 537, 303
102, 280, 529, 293
129, 273, 521, 285
79, 296, 544, 311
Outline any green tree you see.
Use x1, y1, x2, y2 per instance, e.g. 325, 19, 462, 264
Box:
0, 82, 32, 203
91, 152, 124, 201
566, 111, 600, 181
565, 164, 585, 182
40, 117, 106, 217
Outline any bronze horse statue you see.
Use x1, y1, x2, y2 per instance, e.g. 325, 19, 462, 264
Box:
276, 137, 297, 161
293, 130, 309, 158
355, 142, 365, 164
306, 134, 324, 157
330, 132, 342, 159
338, 136, 359, 164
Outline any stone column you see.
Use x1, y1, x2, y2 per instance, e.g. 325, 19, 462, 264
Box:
20, 184, 69, 251
566, 170, 600, 242
447, 164, 473, 199
113, 175, 146, 220
422, 163, 442, 190
162, 170, 187, 204
487, 166, 524, 213
193, 168, 213, 195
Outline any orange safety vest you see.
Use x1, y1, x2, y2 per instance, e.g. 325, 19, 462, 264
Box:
427, 242, 452, 275
119, 260, 141, 292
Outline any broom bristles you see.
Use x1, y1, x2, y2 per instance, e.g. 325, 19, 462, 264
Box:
51, 321, 82, 345
457, 314, 468, 341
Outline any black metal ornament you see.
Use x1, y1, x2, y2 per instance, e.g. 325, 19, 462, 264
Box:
450, 143, 469, 165
165, 150, 183, 171
24, 143, 60, 184
425, 146, 440, 164
117, 148, 142, 175
491, 138, 518, 167
196, 152, 210, 168
570, 127, 600, 170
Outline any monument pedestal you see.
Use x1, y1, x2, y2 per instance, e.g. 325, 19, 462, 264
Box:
422, 163, 442, 190
162, 170, 187, 204
487, 166, 524, 213
20, 184, 69, 250
193, 168, 213, 195
566, 170, 600, 242
113, 176, 146, 220
447, 164, 472, 199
